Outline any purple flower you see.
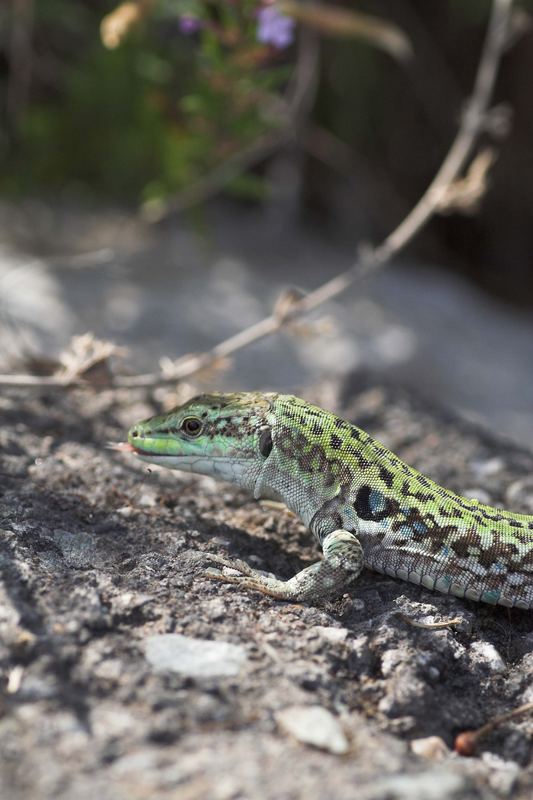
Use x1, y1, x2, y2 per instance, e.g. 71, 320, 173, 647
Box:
179, 15, 202, 35
257, 6, 294, 49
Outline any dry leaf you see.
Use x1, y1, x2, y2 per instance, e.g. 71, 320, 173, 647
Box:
436, 148, 497, 215
100, 0, 154, 49
273, 287, 306, 323
57, 333, 126, 387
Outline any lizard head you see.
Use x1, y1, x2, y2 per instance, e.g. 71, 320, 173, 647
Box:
127, 392, 276, 489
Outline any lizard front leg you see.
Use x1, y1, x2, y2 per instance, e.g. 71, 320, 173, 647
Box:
204, 530, 363, 603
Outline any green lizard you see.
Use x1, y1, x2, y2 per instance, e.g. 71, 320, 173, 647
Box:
126, 392, 533, 610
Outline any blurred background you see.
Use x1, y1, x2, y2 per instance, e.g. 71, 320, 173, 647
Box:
1, 0, 532, 443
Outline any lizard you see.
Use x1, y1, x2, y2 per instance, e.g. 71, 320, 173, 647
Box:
125, 392, 533, 610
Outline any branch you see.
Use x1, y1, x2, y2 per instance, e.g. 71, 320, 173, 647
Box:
0, 0, 514, 392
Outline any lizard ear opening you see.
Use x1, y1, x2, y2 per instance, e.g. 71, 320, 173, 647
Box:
259, 427, 273, 458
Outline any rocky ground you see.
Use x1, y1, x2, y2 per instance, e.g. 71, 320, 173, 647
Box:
1, 379, 532, 800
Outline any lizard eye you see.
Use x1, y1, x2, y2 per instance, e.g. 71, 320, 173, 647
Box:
181, 417, 202, 437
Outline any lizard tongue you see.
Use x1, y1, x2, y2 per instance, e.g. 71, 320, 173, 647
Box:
107, 441, 136, 453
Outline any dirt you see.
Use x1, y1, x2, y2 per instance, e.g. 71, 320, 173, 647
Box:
0, 380, 532, 800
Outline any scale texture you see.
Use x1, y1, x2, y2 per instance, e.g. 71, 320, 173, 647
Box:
128, 392, 533, 610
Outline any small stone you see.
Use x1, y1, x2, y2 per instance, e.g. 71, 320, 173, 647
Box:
139, 493, 157, 508
203, 598, 227, 621
410, 735, 450, 761
372, 769, 466, 799
312, 626, 349, 644
144, 634, 247, 678
116, 505, 134, 517
469, 641, 506, 674
463, 487, 491, 504
112, 592, 153, 613
471, 457, 504, 478
276, 705, 349, 754
505, 477, 533, 514
482, 752, 520, 796
6, 666, 24, 694
380, 648, 404, 678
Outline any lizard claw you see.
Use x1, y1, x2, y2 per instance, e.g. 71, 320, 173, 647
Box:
202, 552, 257, 576
202, 556, 293, 599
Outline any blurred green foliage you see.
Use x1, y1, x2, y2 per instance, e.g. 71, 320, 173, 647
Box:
2, 0, 533, 213
1, 0, 289, 205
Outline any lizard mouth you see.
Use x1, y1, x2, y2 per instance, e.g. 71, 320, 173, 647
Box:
110, 441, 175, 458
133, 446, 176, 458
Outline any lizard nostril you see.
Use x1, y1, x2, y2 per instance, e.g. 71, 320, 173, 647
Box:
131, 429, 139, 438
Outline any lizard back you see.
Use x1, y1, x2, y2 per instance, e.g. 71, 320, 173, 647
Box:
271, 395, 533, 609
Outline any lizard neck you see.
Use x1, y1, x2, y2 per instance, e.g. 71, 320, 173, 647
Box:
252, 394, 351, 531
253, 453, 320, 527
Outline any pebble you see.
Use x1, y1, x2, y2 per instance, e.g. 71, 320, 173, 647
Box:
275, 705, 349, 755
139, 492, 157, 508
470, 457, 504, 478
312, 626, 349, 644
410, 735, 450, 761
505, 477, 533, 514
116, 505, 134, 517
462, 488, 491, 504
468, 641, 506, 674
203, 598, 227, 621
144, 634, 247, 678
482, 752, 520, 796
370, 769, 466, 800
380, 648, 404, 678
112, 592, 154, 613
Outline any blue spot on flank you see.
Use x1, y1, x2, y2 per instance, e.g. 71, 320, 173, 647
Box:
397, 525, 414, 538
369, 489, 387, 515
413, 521, 428, 535
481, 589, 501, 605
341, 505, 357, 523
441, 545, 451, 557
491, 562, 507, 574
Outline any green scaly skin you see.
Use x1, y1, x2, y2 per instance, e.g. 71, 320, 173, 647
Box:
127, 392, 533, 609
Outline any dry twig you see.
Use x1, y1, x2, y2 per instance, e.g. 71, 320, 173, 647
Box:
455, 700, 533, 756
398, 614, 463, 630
0, 0, 514, 392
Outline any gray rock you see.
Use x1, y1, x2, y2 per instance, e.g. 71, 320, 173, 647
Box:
276, 705, 349, 755
481, 753, 520, 796
505, 477, 533, 514
410, 736, 450, 761
144, 634, 248, 678
462, 487, 491, 504
312, 626, 349, 644
468, 641, 506, 674
369, 769, 468, 800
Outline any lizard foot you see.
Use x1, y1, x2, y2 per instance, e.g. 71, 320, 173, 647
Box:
204, 565, 303, 601
202, 530, 364, 604
202, 552, 260, 577
203, 553, 291, 598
